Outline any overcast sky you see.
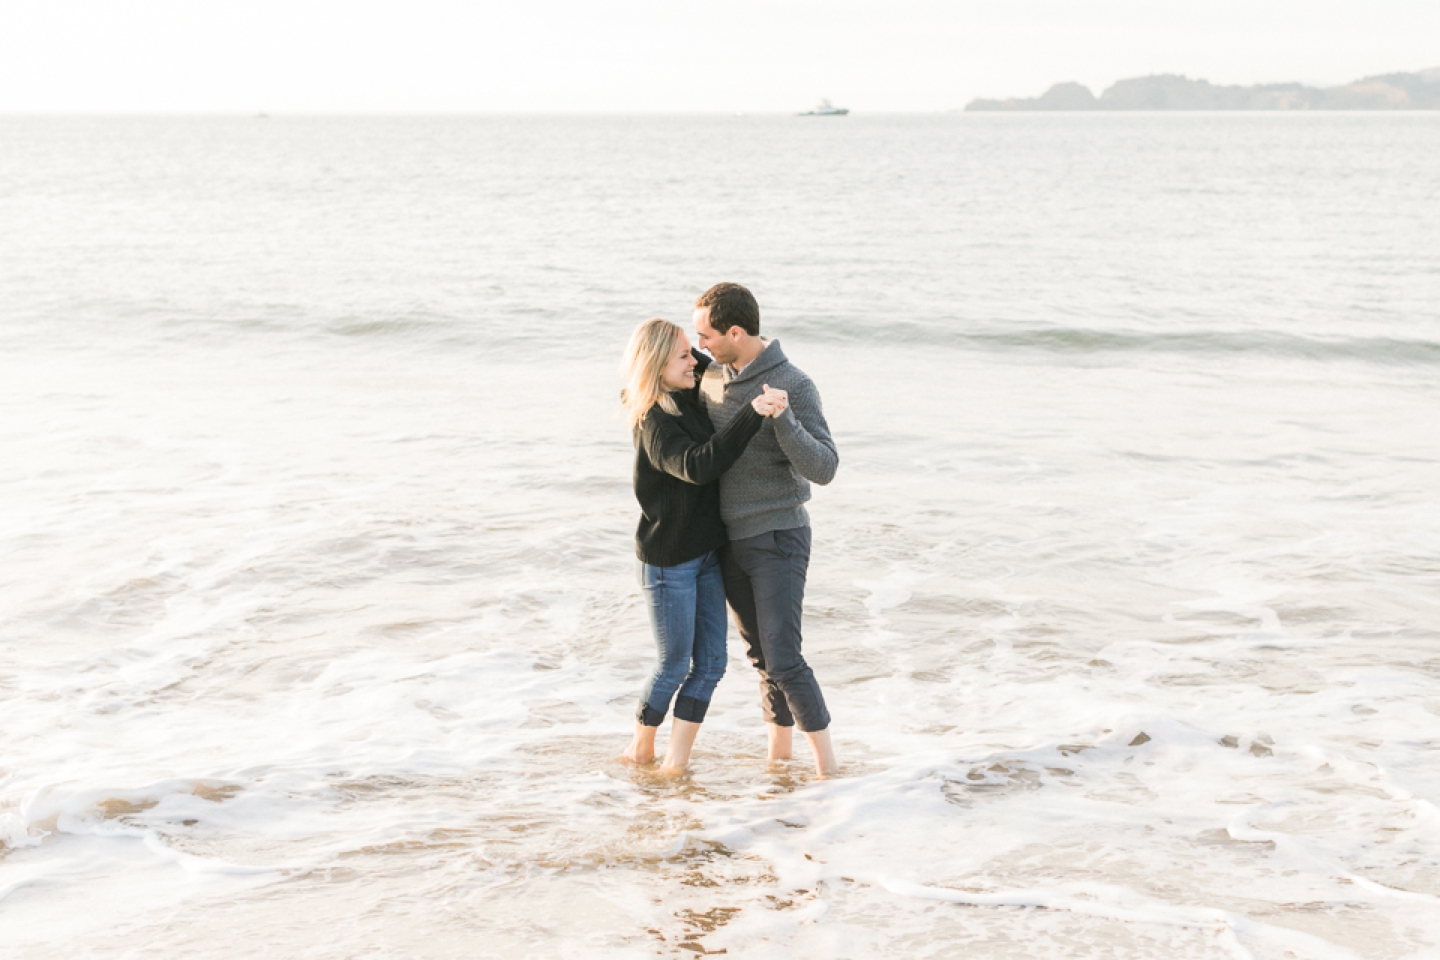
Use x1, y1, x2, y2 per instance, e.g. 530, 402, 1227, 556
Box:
4, 1, 1438, 112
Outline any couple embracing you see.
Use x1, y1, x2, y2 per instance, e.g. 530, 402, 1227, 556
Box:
620, 282, 839, 779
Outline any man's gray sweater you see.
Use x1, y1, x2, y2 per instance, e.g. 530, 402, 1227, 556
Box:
699, 339, 838, 540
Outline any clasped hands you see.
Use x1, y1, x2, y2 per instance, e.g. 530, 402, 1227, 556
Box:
750, 384, 789, 418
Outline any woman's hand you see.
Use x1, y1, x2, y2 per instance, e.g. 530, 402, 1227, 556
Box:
751, 384, 789, 418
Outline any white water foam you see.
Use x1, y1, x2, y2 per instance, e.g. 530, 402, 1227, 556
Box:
2, 113, 1439, 957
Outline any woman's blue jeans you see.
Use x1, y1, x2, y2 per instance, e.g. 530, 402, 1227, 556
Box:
637, 550, 727, 726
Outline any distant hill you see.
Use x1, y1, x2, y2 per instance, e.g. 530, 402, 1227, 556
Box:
966, 68, 1440, 111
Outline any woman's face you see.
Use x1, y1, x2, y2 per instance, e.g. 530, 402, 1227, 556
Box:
659, 332, 697, 392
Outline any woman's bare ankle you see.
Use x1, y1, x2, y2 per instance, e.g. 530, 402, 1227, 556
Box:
621, 744, 654, 764
622, 723, 658, 764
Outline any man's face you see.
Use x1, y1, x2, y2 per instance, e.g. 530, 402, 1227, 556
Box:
693, 307, 737, 364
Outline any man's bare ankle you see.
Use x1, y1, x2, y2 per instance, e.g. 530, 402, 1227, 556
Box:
767, 724, 794, 761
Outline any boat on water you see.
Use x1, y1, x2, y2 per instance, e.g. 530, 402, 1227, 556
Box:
799, 99, 849, 116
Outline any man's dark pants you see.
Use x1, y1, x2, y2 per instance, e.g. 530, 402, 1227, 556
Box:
719, 526, 831, 732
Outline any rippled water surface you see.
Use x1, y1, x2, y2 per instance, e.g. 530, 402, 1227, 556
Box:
2, 114, 1439, 958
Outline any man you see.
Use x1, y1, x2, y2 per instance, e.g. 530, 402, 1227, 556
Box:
692, 282, 839, 778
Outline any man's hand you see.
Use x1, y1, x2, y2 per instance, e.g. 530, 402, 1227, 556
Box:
752, 384, 789, 418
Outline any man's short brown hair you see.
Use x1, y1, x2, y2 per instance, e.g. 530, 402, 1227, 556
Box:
695, 282, 760, 336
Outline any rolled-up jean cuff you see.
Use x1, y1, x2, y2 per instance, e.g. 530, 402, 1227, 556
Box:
673, 695, 709, 724
797, 713, 830, 734
637, 703, 666, 727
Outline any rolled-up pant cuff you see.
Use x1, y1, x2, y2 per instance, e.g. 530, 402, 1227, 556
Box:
766, 713, 831, 733
760, 683, 830, 732
637, 703, 666, 727
797, 712, 830, 734
673, 695, 710, 723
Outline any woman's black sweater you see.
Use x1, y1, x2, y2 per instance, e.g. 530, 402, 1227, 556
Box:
633, 355, 763, 566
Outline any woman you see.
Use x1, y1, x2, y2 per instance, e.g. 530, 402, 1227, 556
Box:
620, 317, 787, 773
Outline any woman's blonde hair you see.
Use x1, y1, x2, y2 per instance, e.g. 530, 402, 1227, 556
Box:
621, 318, 684, 430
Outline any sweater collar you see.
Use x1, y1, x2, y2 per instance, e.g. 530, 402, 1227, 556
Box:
726, 338, 787, 384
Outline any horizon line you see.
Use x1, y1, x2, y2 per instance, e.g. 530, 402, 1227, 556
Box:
4, 108, 1440, 118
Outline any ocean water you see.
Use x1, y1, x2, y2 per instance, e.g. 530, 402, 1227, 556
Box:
1, 113, 1438, 959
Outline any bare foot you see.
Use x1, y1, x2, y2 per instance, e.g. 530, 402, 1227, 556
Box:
620, 744, 655, 765
655, 763, 689, 779
622, 722, 657, 765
